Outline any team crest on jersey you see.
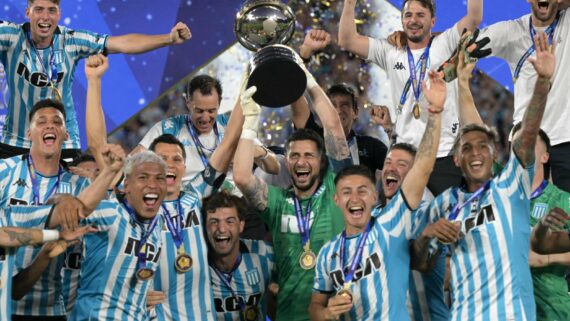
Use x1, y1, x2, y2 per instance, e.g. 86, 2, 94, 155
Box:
532, 203, 548, 219
58, 182, 71, 194
53, 50, 64, 65
246, 269, 260, 286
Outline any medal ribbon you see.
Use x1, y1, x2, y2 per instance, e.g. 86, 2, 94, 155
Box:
161, 200, 185, 250
530, 180, 548, 200
123, 200, 160, 271
187, 118, 221, 168
513, 13, 559, 82
211, 253, 245, 311
27, 155, 61, 205
449, 180, 491, 221
339, 220, 373, 286
26, 31, 59, 86
293, 196, 313, 248
398, 37, 433, 111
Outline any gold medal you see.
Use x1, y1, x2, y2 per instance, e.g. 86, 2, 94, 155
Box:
51, 83, 62, 102
175, 252, 193, 273
136, 267, 154, 281
412, 102, 421, 119
337, 285, 353, 302
299, 249, 317, 270
241, 305, 259, 321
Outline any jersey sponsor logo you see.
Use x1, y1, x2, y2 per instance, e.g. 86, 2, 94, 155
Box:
16, 63, 63, 87
63, 251, 82, 270
532, 203, 548, 219
9, 198, 27, 205
464, 204, 496, 235
124, 237, 162, 263
214, 292, 262, 312
328, 252, 382, 288
393, 62, 406, 70
246, 269, 260, 286
280, 214, 315, 233
12, 179, 28, 188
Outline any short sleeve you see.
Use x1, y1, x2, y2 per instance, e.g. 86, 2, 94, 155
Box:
81, 200, 121, 232
0, 21, 20, 52
367, 37, 389, 69
313, 245, 334, 293
66, 28, 108, 58
138, 121, 165, 149
5, 204, 53, 228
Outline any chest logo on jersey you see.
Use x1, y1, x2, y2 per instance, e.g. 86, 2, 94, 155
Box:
214, 292, 261, 313
246, 269, 260, 286
16, 63, 64, 87
12, 179, 28, 188
9, 198, 28, 206
393, 61, 406, 70
328, 252, 381, 289
463, 204, 496, 235
162, 210, 200, 231
124, 238, 162, 263
532, 203, 548, 219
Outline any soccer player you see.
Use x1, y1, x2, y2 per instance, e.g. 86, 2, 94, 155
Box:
414, 32, 555, 321
203, 191, 275, 321
233, 65, 350, 320
309, 67, 445, 321
480, 0, 570, 192
339, 0, 482, 195
0, 0, 191, 158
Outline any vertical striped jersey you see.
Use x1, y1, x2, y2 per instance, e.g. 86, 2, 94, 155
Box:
0, 21, 107, 149
427, 152, 535, 321
209, 239, 275, 321
0, 205, 53, 321
69, 199, 163, 321
313, 191, 415, 321
0, 155, 89, 316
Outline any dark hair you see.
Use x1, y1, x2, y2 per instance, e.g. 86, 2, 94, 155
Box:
453, 123, 498, 153
149, 134, 187, 160
327, 83, 358, 113
286, 128, 328, 172
334, 165, 375, 187
28, 99, 66, 122
201, 190, 248, 221
28, 0, 60, 5
389, 142, 417, 158
511, 122, 551, 176
186, 75, 223, 104
71, 153, 96, 167
402, 0, 436, 17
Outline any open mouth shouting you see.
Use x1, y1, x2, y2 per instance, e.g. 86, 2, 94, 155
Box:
469, 160, 483, 172
166, 172, 177, 186
294, 168, 311, 184
348, 205, 364, 218
42, 133, 56, 146
142, 193, 159, 208
38, 22, 52, 33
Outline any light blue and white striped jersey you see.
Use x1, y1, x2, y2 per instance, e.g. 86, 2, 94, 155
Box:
209, 239, 274, 321
408, 194, 450, 321
69, 199, 163, 321
0, 205, 53, 321
152, 190, 216, 321
139, 114, 229, 183
0, 155, 90, 316
61, 242, 82, 316
427, 152, 535, 321
0, 21, 107, 149
314, 191, 415, 321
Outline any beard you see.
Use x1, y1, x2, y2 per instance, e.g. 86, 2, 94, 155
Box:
292, 173, 320, 192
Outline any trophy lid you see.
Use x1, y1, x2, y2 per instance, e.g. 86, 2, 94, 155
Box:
234, 0, 295, 51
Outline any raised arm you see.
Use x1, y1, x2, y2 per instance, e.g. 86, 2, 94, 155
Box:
106, 22, 191, 54
85, 54, 109, 169
456, 0, 483, 33
339, 0, 370, 58
457, 49, 483, 126
512, 32, 555, 166
401, 71, 445, 209
208, 101, 244, 173
232, 86, 269, 212
303, 68, 349, 161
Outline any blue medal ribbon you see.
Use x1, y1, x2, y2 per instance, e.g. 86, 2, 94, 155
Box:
339, 220, 373, 286
123, 200, 160, 271
27, 155, 61, 205
161, 200, 185, 250
398, 37, 433, 113
211, 253, 245, 312
449, 180, 491, 221
187, 118, 221, 168
513, 13, 559, 82
26, 31, 59, 85
293, 196, 313, 248
530, 180, 548, 200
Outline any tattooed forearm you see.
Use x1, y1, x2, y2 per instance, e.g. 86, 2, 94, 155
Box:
2, 228, 37, 246
514, 76, 549, 166
241, 176, 268, 212
324, 131, 350, 161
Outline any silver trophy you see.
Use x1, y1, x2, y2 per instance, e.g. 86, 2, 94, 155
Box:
235, 0, 306, 108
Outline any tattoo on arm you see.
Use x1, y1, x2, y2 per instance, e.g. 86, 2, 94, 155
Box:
324, 131, 350, 161
5, 229, 35, 246
241, 176, 269, 212
417, 114, 436, 157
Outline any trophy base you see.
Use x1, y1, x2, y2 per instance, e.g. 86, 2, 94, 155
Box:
247, 44, 307, 108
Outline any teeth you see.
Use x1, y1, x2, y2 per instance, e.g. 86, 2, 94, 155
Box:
43, 133, 55, 139
39, 23, 50, 28
349, 206, 363, 212
215, 236, 230, 241
470, 161, 482, 166
166, 172, 176, 178
144, 193, 158, 200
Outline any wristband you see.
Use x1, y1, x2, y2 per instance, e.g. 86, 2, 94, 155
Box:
240, 128, 257, 140
42, 230, 60, 242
